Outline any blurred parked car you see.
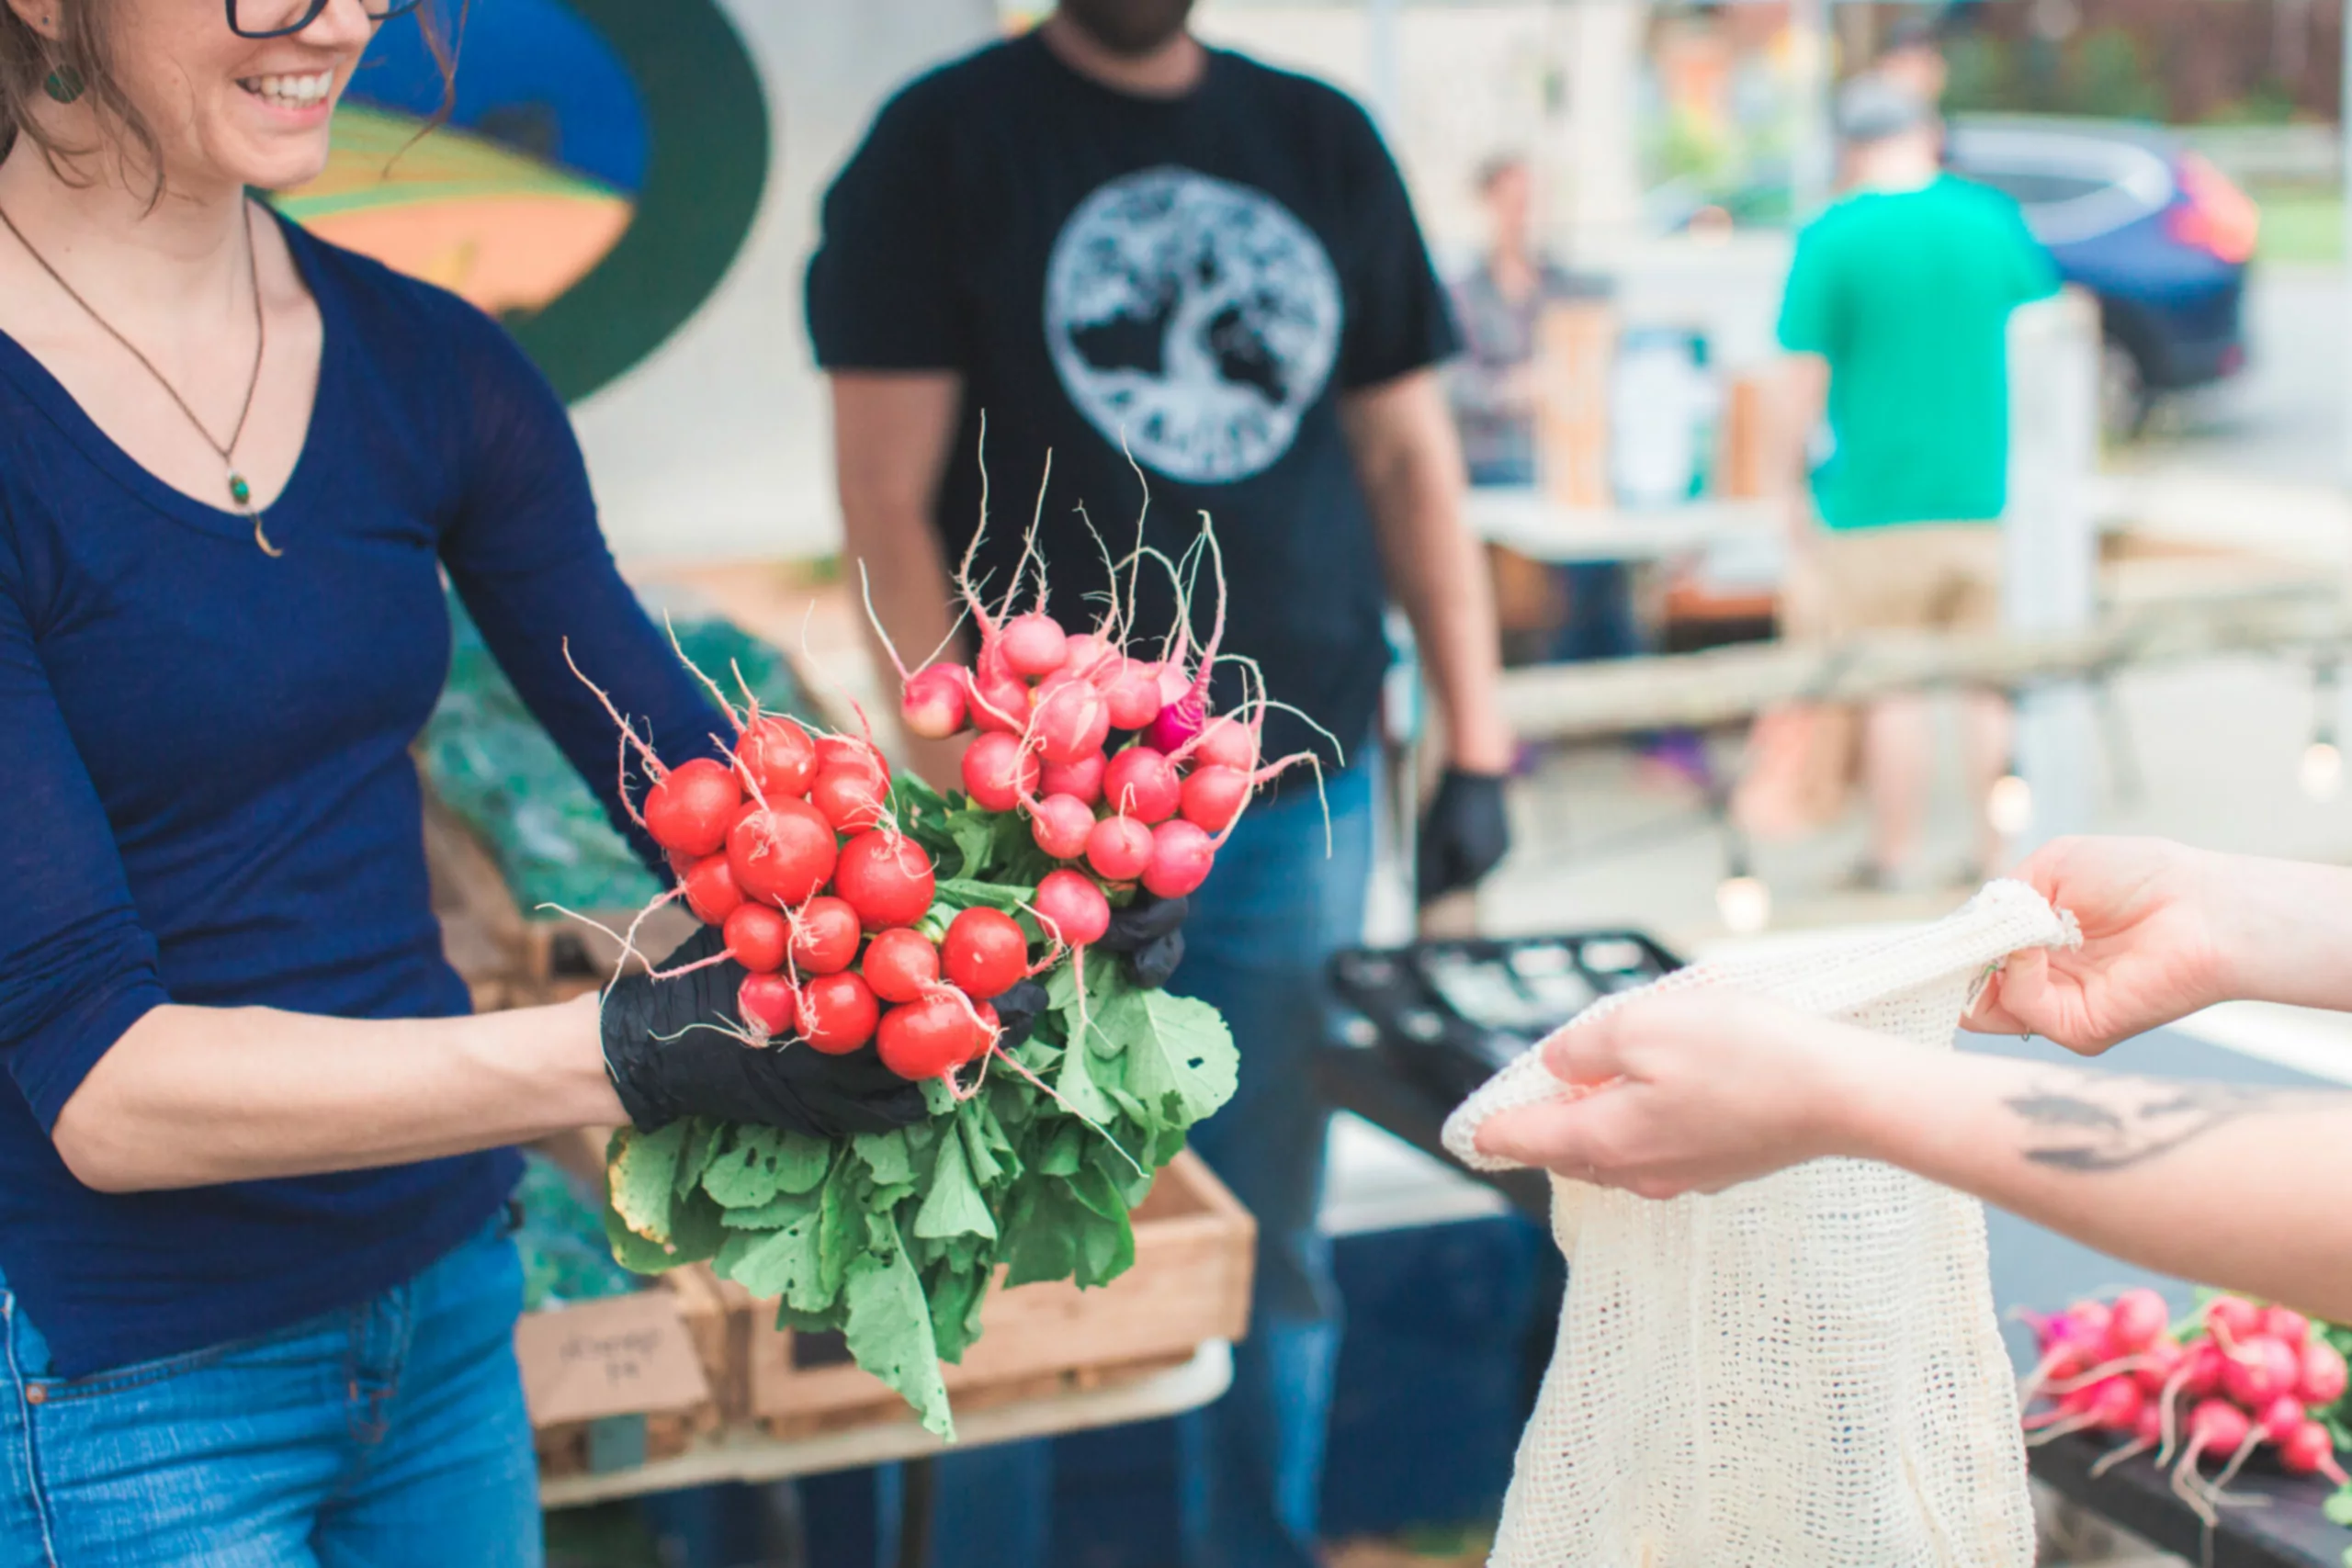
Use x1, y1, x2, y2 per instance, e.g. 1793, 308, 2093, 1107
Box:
1945, 115, 2256, 438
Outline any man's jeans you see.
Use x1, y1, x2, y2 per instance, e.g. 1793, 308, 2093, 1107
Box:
929, 761, 1375, 1568
0, 1218, 539, 1567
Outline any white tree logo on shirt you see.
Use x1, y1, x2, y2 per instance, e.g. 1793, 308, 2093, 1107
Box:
1044, 166, 1342, 485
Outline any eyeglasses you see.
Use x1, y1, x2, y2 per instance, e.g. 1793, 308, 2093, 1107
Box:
226, 0, 421, 40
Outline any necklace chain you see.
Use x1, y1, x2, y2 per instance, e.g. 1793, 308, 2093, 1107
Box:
0, 199, 279, 558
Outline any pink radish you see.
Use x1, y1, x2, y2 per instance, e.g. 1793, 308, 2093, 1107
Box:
2179, 1397, 2250, 1470
1034, 869, 1111, 948
900, 665, 968, 739
2107, 1289, 2170, 1355
1193, 715, 1259, 773
2256, 1393, 2306, 1443
2262, 1305, 2312, 1347
2205, 1296, 2261, 1343
644, 757, 744, 857
738, 971, 797, 1038
1146, 690, 1204, 756
962, 732, 1040, 812
1142, 818, 1216, 898
1104, 660, 1165, 731
1030, 794, 1096, 861
1085, 816, 1153, 882
2297, 1340, 2347, 1405
1179, 763, 1250, 832
2223, 1336, 2300, 1407
2132, 1336, 2187, 1396
1032, 678, 1111, 766
1000, 613, 1069, 679
1059, 632, 1109, 681
2280, 1420, 2349, 1482
1041, 750, 1106, 807
2090, 1378, 2146, 1433
1102, 747, 1182, 824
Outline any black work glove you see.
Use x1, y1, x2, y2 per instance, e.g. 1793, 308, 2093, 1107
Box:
1098, 892, 1189, 989
990, 979, 1051, 1050
1417, 769, 1512, 905
601, 926, 926, 1138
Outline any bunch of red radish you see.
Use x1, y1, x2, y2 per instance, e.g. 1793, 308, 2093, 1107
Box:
2020, 1290, 2348, 1521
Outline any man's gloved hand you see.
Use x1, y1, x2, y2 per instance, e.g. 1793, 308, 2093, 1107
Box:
1417, 769, 1512, 905
1098, 892, 1189, 989
989, 979, 1052, 1050
601, 926, 926, 1138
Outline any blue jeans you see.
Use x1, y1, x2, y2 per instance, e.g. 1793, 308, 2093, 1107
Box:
0, 1216, 539, 1567
925, 762, 1375, 1568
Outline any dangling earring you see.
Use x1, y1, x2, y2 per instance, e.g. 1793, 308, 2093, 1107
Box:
42, 66, 84, 104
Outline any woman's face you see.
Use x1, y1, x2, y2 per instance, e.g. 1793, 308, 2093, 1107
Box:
71, 0, 378, 193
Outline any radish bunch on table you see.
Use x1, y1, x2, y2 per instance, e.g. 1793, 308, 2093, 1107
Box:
2020, 1290, 2350, 1523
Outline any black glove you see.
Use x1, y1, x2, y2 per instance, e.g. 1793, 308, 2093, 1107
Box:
1098, 892, 1189, 989
989, 979, 1051, 1050
1416, 769, 1512, 905
601, 926, 926, 1138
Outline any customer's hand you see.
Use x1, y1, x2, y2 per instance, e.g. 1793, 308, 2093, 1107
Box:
1966, 836, 2234, 1054
1418, 768, 1512, 904
600, 927, 926, 1137
1473, 990, 1860, 1198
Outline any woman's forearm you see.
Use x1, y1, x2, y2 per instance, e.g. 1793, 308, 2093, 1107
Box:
1844, 1045, 2352, 1321
2211, 852, 2352, 1014
51, 997, 622, 1193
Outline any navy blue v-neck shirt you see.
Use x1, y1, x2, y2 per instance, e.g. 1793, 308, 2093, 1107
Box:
0, 215, 719, 1378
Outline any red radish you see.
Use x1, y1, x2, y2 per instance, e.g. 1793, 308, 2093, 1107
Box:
797, 972, 880, 1055
2279, 1420, 2347, 1481
1031, 678, 1111, 766
817, 733, 888, 778
2180, 1398, 2251, 1469
786, 896, 861, 976
2108, 1289, 2170, 1354
2133, 1404, 2165, 1446
2180, 1340, 2228, 1399
738, 972, 797, 1038
999, 613, 1069, 678
2256, 1394, 2306, 1442
1085, 815, 1154, 882
1180, 763, 1250, 832
1102, 747, 1182, 824
962, 732, 1040, 812
1041, 750, 1107, 807
682, 852, 744, 925
643, 757, 743, 857
968, 661, 1031, 736
1104, 660, 1165, 731
721, 903, 789, 973
740, 715, 819, 800
833, 831, 937, 931
943, 908, 1028, 999
1142, 818, 1216, 898
2065, 1301, 2114, 1343
1059, 633, 1107, 680
2132, 1336, 2187, 1396
2205, 1296, 2261, 1344
2262, 1305, 2312, 1347
810, 766, 889, 832
901, 665, 968, 739
1030, 794, 1096, 861
1034, 869, 1111, 948
863, 927, 940, 1004
1146, 689, 1204, 756
2297, 1340, 2347, 1406
2090, 1377, 2146, 1433
2223, 1337, 2301, 1407
726, 800, 838, 908
876, 994, 987, 1079
1193, 715, 1259, 773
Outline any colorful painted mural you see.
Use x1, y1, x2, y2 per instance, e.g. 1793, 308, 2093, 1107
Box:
271, 0, 765, 404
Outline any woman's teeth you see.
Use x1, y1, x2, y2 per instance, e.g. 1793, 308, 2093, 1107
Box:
241, 73, 333, 109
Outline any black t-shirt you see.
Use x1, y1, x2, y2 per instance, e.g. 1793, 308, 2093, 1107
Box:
807, 33, 1458, 769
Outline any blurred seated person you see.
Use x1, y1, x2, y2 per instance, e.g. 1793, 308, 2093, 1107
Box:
1446, 153, 1632, 663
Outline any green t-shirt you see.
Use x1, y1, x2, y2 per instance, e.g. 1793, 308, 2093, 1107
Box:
1776, 175, 2060, 530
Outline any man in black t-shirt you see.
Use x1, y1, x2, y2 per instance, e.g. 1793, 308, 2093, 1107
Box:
808, 6, 1512, 1563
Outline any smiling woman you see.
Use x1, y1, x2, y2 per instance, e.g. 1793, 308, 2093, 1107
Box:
0, 2, 911, 1563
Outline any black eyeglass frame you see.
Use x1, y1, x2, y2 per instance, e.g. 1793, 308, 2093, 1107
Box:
225, 0, 421, 41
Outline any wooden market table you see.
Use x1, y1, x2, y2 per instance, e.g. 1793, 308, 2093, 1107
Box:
540, 1339, 1232, 1508
2032, 1429, 2351, 1568
1463, 489, 1780, 565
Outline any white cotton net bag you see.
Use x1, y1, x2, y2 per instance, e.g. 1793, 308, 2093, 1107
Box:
1442, 880, 2078, 1568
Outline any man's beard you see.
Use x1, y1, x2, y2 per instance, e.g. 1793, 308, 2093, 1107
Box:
1058, 0, 1197, 57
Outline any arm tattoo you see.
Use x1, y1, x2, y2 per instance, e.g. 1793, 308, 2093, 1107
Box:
2004, 1074, 2344, 1172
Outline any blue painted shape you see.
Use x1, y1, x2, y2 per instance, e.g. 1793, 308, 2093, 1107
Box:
345, 0, 649, 193
1969, 1025, 2330, 1372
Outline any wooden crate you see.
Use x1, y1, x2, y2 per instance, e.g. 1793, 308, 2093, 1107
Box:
701, 1151, 1253, 1438
529, 1267, 733, 1480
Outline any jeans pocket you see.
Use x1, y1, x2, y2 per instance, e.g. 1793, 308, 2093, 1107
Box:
28, 1313, 322, 1407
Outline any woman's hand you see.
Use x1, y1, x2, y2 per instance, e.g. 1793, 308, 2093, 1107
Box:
1472, 991, 1866, 1198
600, 928, 926, 1138
1967, 837, 2234, 1054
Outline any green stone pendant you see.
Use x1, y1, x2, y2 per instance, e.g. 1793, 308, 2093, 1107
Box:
228, 471, 252, 508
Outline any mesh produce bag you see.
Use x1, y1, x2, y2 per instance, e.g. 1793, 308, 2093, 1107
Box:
1442, 880, 2076, 1568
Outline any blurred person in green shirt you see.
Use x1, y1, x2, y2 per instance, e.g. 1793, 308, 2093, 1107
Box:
1776, 73, 2059, 889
